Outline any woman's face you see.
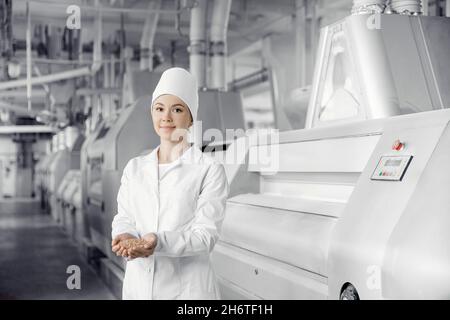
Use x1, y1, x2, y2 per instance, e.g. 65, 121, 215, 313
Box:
151, 94, 193, 142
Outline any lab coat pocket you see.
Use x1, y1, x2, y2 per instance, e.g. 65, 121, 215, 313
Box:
123, 260, 140, 299
154, 257, 182, 299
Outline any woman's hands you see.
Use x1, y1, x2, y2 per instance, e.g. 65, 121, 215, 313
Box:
127, 233, 158, 259
111, 233, 158, 260
111, 233, 136, 258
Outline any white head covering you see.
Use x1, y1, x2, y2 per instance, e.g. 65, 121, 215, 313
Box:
151, 67, 199, 124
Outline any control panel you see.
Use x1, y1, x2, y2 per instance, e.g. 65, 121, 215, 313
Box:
371, 155, 413, 181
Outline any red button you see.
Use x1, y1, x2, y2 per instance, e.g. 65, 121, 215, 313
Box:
392, 140, 404, 151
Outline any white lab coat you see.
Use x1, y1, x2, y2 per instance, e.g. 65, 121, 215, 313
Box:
111, 144, 229, 300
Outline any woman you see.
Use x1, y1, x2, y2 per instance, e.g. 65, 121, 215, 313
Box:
111, 67, 230, 300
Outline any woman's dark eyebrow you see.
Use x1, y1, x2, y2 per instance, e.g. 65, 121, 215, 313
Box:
154, 102, 185, 108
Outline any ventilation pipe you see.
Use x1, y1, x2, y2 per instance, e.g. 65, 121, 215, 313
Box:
140, 0, 161, 71
189, 0, 208, 88
91, 3, 103, 74
209, 0, 232, 90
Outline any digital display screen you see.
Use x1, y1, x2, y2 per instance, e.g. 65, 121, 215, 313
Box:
385, 159, 402, 167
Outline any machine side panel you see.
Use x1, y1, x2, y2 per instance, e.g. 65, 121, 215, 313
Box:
382, 123, 450, 299
328, 109, 450, 299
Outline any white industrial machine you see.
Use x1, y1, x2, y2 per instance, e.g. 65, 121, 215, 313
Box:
211, 12, 450, 300
47, 127, 84, 223
35, 153, 53, 209
80, 120, 106, 245
56, 170, 83, 244
37, 132, 64, 213
56, 169, 75, 225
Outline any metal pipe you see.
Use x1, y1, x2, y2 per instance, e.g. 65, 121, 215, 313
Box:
119, 13, 126, 77
103, 58, 110, 88
26, 1, 32, 111
228, 68, 269, 91
76, 88, 120, 96
27, 0, 180, 15
140, 0, 161, 71
0, 67, 91, 90
0, 125, 55, 134
209, 0, 232, 90
1, 0, 13, 80
0, 100, 38, 117
295, 0, 306, 87
111, 55, 115, 87
0, 88, 46, 98
92, 2, 102, 74
175, 0, 189, 38
33, 65, 55, 109
33, 57, 124, 65
306, 0, 319, 86
189, 0, 208, 88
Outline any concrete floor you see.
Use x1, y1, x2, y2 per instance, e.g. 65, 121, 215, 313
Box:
0, 199, 116, 300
